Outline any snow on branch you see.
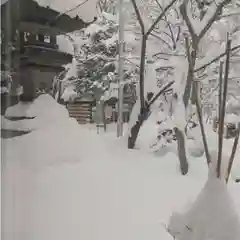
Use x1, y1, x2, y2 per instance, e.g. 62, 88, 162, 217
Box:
195, 44, 240, 72
154, 0, 178, 49
131, 0, 178, 37
131, 0, 145, 34
198, 0, 231, 40
146, 0, 178, 37
180, 0, 231, 44
146, 80, 174, 108
180, 0, 197, 40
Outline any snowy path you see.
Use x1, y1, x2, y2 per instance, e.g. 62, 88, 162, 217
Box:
2, 124, 240, 240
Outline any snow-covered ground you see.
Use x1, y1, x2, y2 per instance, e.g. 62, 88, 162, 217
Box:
2, 95, 240, 240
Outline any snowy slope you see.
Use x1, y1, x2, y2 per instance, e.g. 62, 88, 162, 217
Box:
2, 97, 240, 240
3, 130, 240, 240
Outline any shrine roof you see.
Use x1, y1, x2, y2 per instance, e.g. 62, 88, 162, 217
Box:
1, 0, 96, 34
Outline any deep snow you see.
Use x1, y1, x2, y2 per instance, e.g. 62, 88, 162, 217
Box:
2, 95, 240, 240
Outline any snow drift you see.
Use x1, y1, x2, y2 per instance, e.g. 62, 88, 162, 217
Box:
168, 152, 240, 240
3, 94, 71, 131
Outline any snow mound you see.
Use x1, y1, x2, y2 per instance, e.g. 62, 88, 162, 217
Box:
187, 139, 204, 158
5, 94, 67, 118
3, 117, 82, 170
169, 177, 240, 240
137, 114, 159, 150
168, 153, 240, 240
5, 101, 31, 118
2, 121, 240, 240
3, 94, 70, 131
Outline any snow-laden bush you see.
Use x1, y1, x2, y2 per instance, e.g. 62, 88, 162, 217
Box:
61, 85, 78, 102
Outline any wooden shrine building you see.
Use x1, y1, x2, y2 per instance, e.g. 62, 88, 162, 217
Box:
1, 0, 94, 106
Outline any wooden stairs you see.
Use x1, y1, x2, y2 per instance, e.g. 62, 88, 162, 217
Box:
67, 103, 92, 124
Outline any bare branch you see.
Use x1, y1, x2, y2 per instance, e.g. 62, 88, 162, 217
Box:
180, 0, 230, 46
180, 0, 197, 42
183, 36, 197, 107
176, 26, 181, 43
226, 123, 240, 183
150, 33, 173, 50
146, 0, 178, 37
194, 81, 211, 165
156, 30, 173, 40
97, 0, 103, 12
155, 0, 176, 48
202, 84, 219, 103
221, 12, 240, 18
123, 58, 140, 68
185, 33, 210, 164
196, 0, 206, 19
131, 0, 145, 35
194, 44, 240, 72
217, 61, 224, 178
153, 52, 184, 58
147, 81, 174, 108
217, 37, 231, 178
198, 0, 231, 40
185, 37, 192, 65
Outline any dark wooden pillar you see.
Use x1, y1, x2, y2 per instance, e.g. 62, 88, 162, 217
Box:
50, 36, 57, 45
28, 34, 36, 44
20, 68, 36, 102
38, 34, 44, 42
19, 32, 25, 53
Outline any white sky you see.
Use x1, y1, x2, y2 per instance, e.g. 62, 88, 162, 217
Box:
36, 0, 98, 21
1, 0, 98, 22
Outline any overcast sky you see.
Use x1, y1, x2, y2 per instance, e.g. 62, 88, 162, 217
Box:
36, 0, 99, 21
1, 0, 98, 21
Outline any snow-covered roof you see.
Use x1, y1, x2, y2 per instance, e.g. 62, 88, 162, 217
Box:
35, 0, 98, 22
1, 0, 98, 22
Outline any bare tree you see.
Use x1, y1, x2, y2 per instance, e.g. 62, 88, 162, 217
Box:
180, 0, 231, 107
194, 37, 240, 180
168, 0, 231, 174
128, 0, 177, 149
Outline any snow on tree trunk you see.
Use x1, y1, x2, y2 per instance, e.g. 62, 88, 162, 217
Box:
127, 87, 141, 148
128, 84, 141, 136
168, 151, 240, 240
171, 56, 190, 173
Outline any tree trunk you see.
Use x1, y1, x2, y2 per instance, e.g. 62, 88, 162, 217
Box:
139, 35, 147, 111
127, 82, 174, 149
183, 49, 197, 107
174, 127, 189, 175
128, 111, 146, 149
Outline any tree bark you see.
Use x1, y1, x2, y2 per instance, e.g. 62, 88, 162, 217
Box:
128, 81, 174, 149
128, 108, 147, 149
139, 35, 147, 111
128, 118, 144, 149
174, 127, 188, 175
